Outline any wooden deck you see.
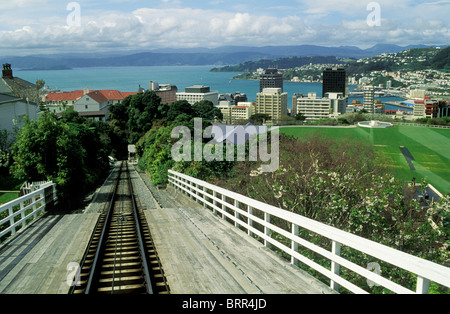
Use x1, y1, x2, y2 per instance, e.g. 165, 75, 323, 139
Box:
0, 212, 99, 294
136, 170, 335, 294
0, 163, 335, 294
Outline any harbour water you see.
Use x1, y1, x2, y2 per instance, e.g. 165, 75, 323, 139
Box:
16, 65, 407, 111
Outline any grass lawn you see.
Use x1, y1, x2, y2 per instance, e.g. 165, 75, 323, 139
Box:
0, 192, 19, 206
279, 125, 450, 194
0, 175, 23, 206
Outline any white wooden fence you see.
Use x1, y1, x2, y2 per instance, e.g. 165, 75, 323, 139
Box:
0, 182, 57, 242
168, 170, 450, 294
20, 181, 52, 196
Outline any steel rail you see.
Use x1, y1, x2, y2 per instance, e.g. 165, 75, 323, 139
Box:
127, 164, 153, 294
70, 161, 169, 294
84, 162, 123, 294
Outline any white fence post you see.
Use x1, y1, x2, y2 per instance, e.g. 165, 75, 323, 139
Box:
248, 205, 254, 237
416, 276, 430, 294
220, 194, 226, 219
213, 191, 217, 215
330, 241, 341, 292
203, 186, 207, 208
264, 212, 271, 248
291, 224, 299, 266
234, 199, 240, 228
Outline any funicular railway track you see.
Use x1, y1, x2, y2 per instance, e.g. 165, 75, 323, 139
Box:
70, 162, 170, 294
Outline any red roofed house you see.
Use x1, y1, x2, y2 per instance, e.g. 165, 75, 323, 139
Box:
74, 89, 138, 121
46, 88, 138, 121
45, 90, 85, 114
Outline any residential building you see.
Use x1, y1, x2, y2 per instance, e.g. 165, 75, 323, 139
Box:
255, 88, 288, 124
322, 68, 348, 97
413, 99, 426, 118
73, 89, 137, 121
292, 93, 303, 116
296, 92, 347, 121
231, 102, 253, 124
408, 89, 427, 99
327, 92, 348, 117
176, 85, 219, 106
217, 103, 232, 124
424, 98, 439, 118
363, 85, 375, 114
0, 64, 39, 132
0, 93, 38, 133
0, 64, 38, 101
149, 81, 178, 105
260, 68, 283, 92
296, 93, 331, 121
232, 92, 248, 104
413, 97, 440, 119
45, 90, 85, 113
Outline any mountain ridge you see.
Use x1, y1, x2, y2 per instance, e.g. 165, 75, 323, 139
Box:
0, 44, 439, 70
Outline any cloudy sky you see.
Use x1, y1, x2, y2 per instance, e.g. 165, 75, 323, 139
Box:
0, 0, 449, 55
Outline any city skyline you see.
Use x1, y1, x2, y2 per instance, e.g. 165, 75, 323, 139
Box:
0, 1, 449, 55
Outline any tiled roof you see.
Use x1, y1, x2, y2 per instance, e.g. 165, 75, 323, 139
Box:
46, 90, 84, 102
46, 90, 138, 103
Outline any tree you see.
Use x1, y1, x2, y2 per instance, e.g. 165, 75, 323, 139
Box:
11, 113, 86, 205
249, 114, 271, 125
166, 100, 194, 122
192, 100, 223, 122
11, 112, 112, 209
295, 113, 306, 122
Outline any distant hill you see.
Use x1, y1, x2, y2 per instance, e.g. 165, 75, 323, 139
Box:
431, 46, 450, 70
0, 44, 437, 69
210, 56, 347, 72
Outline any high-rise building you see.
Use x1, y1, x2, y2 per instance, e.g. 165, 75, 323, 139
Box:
296, 92, 346, 121
256, 88, 287, 124
322, 68, 347, 97
363, 85, 375, 114
259, 68, 283, 92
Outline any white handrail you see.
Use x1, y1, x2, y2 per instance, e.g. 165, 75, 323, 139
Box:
168, 170, 450, 294
0, 182, 57, 241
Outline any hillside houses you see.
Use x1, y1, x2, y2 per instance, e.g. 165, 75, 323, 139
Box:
45, 89, 137, 121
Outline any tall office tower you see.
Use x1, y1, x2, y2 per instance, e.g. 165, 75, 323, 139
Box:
256, 88, 288, 124
322, 68, 348, 97
260, 68, 283, 92
363, 85, 375, 114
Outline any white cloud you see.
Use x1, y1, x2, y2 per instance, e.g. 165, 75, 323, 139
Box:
0, 1, 448, 55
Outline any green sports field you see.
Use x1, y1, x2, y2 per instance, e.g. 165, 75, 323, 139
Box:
279, 125, 450, 194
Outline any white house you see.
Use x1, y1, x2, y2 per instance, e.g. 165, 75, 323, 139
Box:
0, 64, 39, 132
0, 93, 38, 133
73, 89, 137, 121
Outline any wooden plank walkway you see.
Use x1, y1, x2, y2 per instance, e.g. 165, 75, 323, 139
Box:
0, 212, 99, 294
0, 164, 118, 294
0, 162, 336, 294
135, 170, 336, 294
